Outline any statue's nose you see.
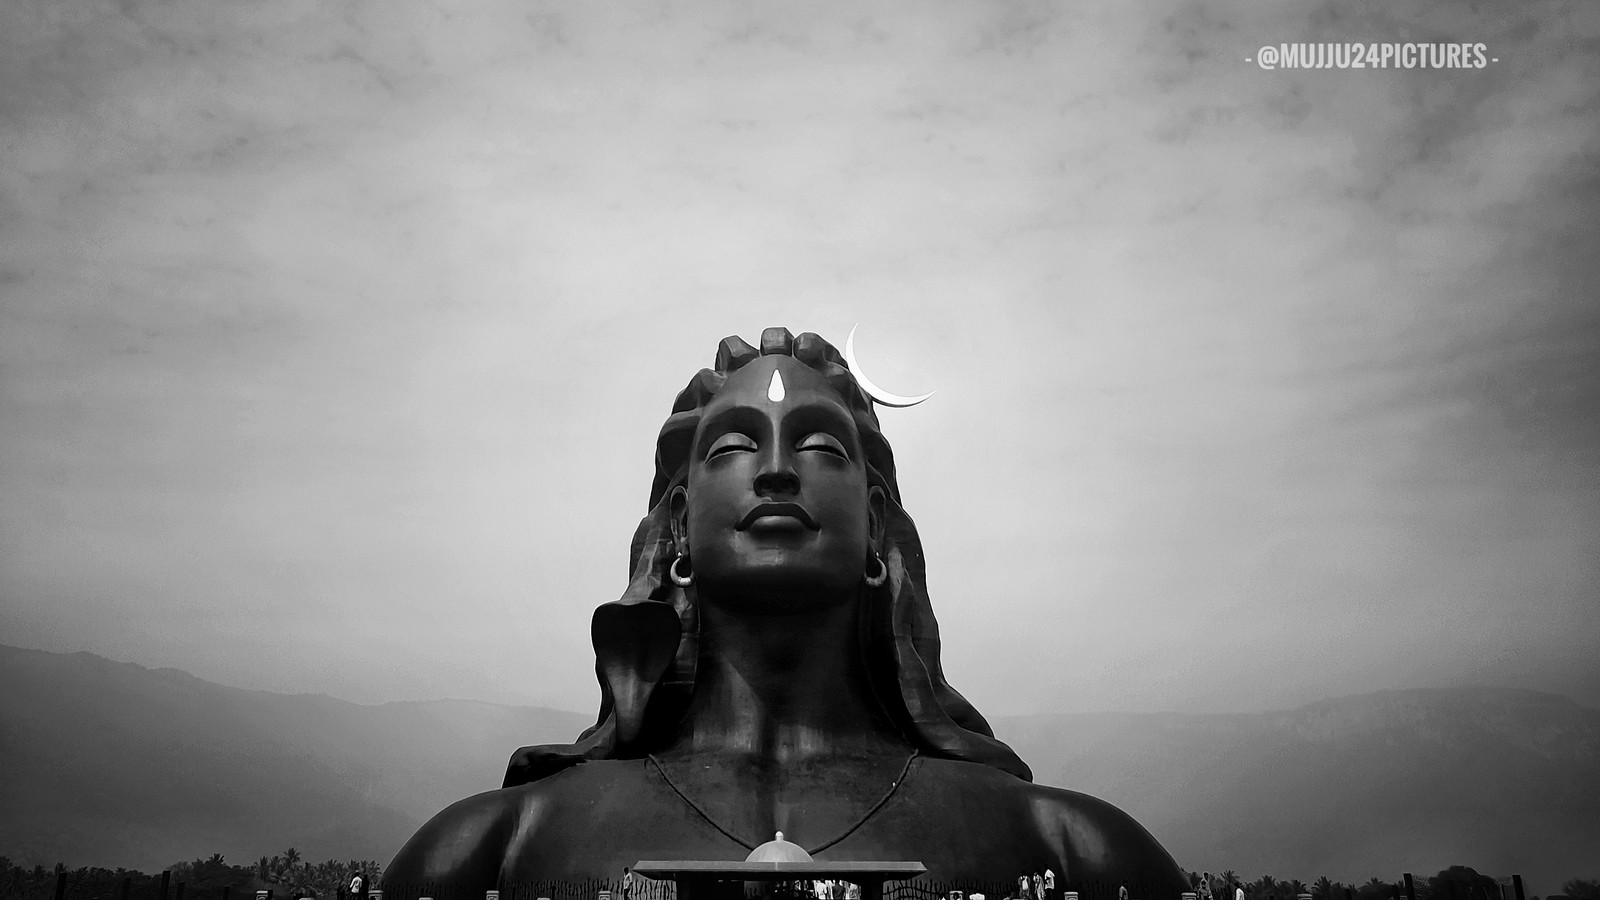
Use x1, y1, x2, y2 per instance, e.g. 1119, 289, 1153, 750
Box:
753, 451, 800, 497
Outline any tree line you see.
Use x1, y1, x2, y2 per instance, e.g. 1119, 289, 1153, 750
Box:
0, 852, 382, 900
4, 858, 1597, 900
1181, 867, 1600, 900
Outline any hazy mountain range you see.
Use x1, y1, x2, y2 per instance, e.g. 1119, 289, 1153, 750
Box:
2, 644, 1596, 895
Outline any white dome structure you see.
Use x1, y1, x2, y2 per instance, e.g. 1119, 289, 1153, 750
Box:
744, 832, 813, 864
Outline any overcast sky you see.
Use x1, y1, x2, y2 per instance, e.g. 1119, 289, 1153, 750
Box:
2, 0, 1596, 720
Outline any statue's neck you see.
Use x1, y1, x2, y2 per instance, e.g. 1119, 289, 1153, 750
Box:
667, 592, 908, 762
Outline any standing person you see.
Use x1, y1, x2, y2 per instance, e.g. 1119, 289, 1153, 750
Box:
1119, 882, 1130, 900
1032, 873, 1044, 900
1199, 875, 1213, 900
1235, 885, 1245, 900
1019, 874, 1031, 900
1043, 869, 1055, 900
621, 867, 634, 900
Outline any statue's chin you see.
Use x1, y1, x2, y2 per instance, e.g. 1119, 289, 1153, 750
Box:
695, 568, 861, 614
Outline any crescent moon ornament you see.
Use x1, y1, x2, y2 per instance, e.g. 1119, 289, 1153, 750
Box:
843, 324, 935, 408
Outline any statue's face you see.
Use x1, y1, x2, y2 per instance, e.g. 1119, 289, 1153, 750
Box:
680, 356, 875, 608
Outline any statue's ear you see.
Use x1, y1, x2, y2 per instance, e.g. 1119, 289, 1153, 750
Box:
668, 485, 689, 556
867, 484, 887, 550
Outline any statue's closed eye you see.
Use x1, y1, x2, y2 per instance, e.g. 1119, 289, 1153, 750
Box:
797, 433, 848, 459
706, 433, 757, 459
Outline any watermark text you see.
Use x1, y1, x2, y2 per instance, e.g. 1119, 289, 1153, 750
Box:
1251, 42, 1494, 70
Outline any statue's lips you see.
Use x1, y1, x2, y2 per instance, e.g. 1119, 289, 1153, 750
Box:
737, 502, 818, 531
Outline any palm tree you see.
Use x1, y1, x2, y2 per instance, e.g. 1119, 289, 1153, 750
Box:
316, 860, 341, 895
0, 863, 24, 898
1561, 881, 1600, 900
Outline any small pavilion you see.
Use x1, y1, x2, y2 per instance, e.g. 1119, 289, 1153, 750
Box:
634, 832, 926, 900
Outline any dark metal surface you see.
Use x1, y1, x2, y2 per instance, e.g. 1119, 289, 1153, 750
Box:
385, 329, 1188, 897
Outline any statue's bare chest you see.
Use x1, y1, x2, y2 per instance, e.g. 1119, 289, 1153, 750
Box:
646, 750, 918, 852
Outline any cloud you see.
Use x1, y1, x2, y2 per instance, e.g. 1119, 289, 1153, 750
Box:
2, 0, 1595, 716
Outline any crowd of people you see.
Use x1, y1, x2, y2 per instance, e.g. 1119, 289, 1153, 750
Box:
1009, 870, 1059, 900
621, 869, 866, 900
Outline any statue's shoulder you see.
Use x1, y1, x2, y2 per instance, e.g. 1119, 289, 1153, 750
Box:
385, 758, 728, 885
873, 757, 1184, 886
1021, 780, 1188, 889
383, 763, 626, 885
383, 786, 521, 892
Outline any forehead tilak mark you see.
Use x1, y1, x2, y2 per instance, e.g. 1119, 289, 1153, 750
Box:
767, 369, 785, 402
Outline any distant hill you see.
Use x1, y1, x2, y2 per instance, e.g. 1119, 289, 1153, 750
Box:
995, 689, 1600, 895
3, 644, 1596, 895
0, 644, 589, 871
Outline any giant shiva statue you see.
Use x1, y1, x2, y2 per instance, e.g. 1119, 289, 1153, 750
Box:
384, 328, 1186, 896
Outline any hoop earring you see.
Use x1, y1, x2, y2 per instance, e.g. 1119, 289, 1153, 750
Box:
863, 552, 888, 588
670, 554, 695, 587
